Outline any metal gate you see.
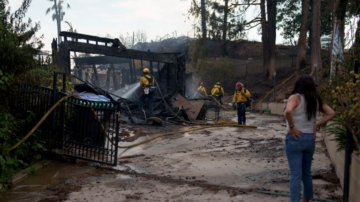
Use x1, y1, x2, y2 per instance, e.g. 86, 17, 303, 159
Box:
10, 73, 120, 166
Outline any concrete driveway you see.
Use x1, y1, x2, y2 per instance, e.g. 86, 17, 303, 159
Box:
2, 112, 342, 202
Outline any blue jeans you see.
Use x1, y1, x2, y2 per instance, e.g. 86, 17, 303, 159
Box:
237, 103, 246, 124
285, 133, 315, 202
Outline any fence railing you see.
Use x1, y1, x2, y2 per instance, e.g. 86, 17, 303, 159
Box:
10, 83, 120, 166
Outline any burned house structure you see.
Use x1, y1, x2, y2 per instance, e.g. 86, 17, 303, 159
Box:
57, 31, 186, 95
55, 32, 204, 123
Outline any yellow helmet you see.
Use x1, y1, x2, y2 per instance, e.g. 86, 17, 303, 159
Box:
143, 68, 150, 74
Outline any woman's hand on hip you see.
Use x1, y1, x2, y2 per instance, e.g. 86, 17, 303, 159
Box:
288, 127, 302, 139
313, 124, 318, 140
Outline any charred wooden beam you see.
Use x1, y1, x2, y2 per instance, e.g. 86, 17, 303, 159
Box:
60, 31, 116, 46
74, 56, 130, 65
64, 41, 178, 63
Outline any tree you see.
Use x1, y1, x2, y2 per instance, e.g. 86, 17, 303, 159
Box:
260, 0, 269, 74
1, 0, 43, 89
296, 0, 310, 69
1, 0, 46, 189
310, 0, 321, 83
276, 0, 332, 42
46, 0, 70, 44
188, 0, 247, 41
201, 0, 207, 39
267, 0, 277, 79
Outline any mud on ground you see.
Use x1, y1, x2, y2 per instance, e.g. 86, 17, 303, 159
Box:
2, 111, 342, 202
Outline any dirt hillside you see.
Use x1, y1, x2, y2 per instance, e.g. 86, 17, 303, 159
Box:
135, 37, 314, 102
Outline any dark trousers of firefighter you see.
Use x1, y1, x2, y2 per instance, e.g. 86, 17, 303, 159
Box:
237, 102, 246, 124
216, 95, 223, 105
219, 95, 223, 105
139, 92, 154, 116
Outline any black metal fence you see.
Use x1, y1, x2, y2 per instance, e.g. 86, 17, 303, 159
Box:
10, 81, 120, 166
60, 93, 120, 165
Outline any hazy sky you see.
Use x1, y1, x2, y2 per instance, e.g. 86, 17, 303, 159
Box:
9, 0, 285, 51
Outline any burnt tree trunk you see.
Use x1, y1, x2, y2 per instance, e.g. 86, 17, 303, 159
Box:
308, 0, 313, 54
354, 20, 360, 56
201, 0, 207, 39
267, 0, 277, 79
222, 0, 229, 56
334, 0, 349, 47
54, 0, 62, 44
261, 0, 269, 76
222, 0, 229, 42
310, 0, 322, 83
296, 0, 310, 69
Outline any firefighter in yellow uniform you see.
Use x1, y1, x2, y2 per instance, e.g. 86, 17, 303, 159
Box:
211, 82, 225, 105
196, 81, 208, 98
139, 68, 156, 116
233, 82, 251, 124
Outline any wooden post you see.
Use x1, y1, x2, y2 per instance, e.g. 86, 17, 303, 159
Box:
112, 64, 118, 91
129, 60, 134, 84
173, 61, 178, 94
85, 68, 89, 83
92, 65, 99, 86
157, 62, 161, 83
121, 69, 126, 88
106, 66, 110, 91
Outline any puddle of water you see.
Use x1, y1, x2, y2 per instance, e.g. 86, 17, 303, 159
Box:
113, 164, 147, 174
1, 161, 96, 202
115, 174, 132, 180
87, 173, 132, 183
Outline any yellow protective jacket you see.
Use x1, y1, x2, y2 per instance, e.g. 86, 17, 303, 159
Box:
140, 75, 155, 87
197, 85, 207, 96
233, 88, 251, 103
211, 85, 224, 96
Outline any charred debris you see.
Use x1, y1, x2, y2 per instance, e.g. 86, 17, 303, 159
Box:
54, 31, 206, 125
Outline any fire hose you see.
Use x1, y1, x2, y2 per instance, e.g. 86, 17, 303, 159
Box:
2, 65, 310, 154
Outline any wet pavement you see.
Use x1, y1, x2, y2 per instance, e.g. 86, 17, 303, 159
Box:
2, 111, 342, 202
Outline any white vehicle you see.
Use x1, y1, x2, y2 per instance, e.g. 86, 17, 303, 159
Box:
321, 36, 332, 49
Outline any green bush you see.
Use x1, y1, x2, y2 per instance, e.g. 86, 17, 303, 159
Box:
0, 0, 48, 193
319, 57, 360, 152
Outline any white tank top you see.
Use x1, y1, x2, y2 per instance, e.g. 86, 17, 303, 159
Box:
285, 94, 317, 133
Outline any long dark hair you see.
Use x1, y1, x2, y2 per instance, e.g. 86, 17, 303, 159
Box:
291, 75, 324, 120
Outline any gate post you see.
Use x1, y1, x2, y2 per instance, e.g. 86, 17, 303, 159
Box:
114, 104, 120, 166
52, 72, 67, 149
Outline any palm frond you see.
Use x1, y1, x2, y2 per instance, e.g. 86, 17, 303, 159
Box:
52, 13, 57, 21
325, 116, 349, 152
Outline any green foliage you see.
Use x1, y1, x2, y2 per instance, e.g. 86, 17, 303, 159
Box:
0, 111, 45, 190
194, 57, 234, 88
319, 59, 360, 152
276, 0, 332, 40
0, 0, 48, 194
0, 0, 43, 105
326, 116, 347, 151
26, 165, 36, 176
0, 70, 13, 91
45, 0, 70, 22
187, 0, 246, 40
188, 39, 208, 63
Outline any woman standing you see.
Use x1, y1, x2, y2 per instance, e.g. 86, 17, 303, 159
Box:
284, 75, 335, 202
